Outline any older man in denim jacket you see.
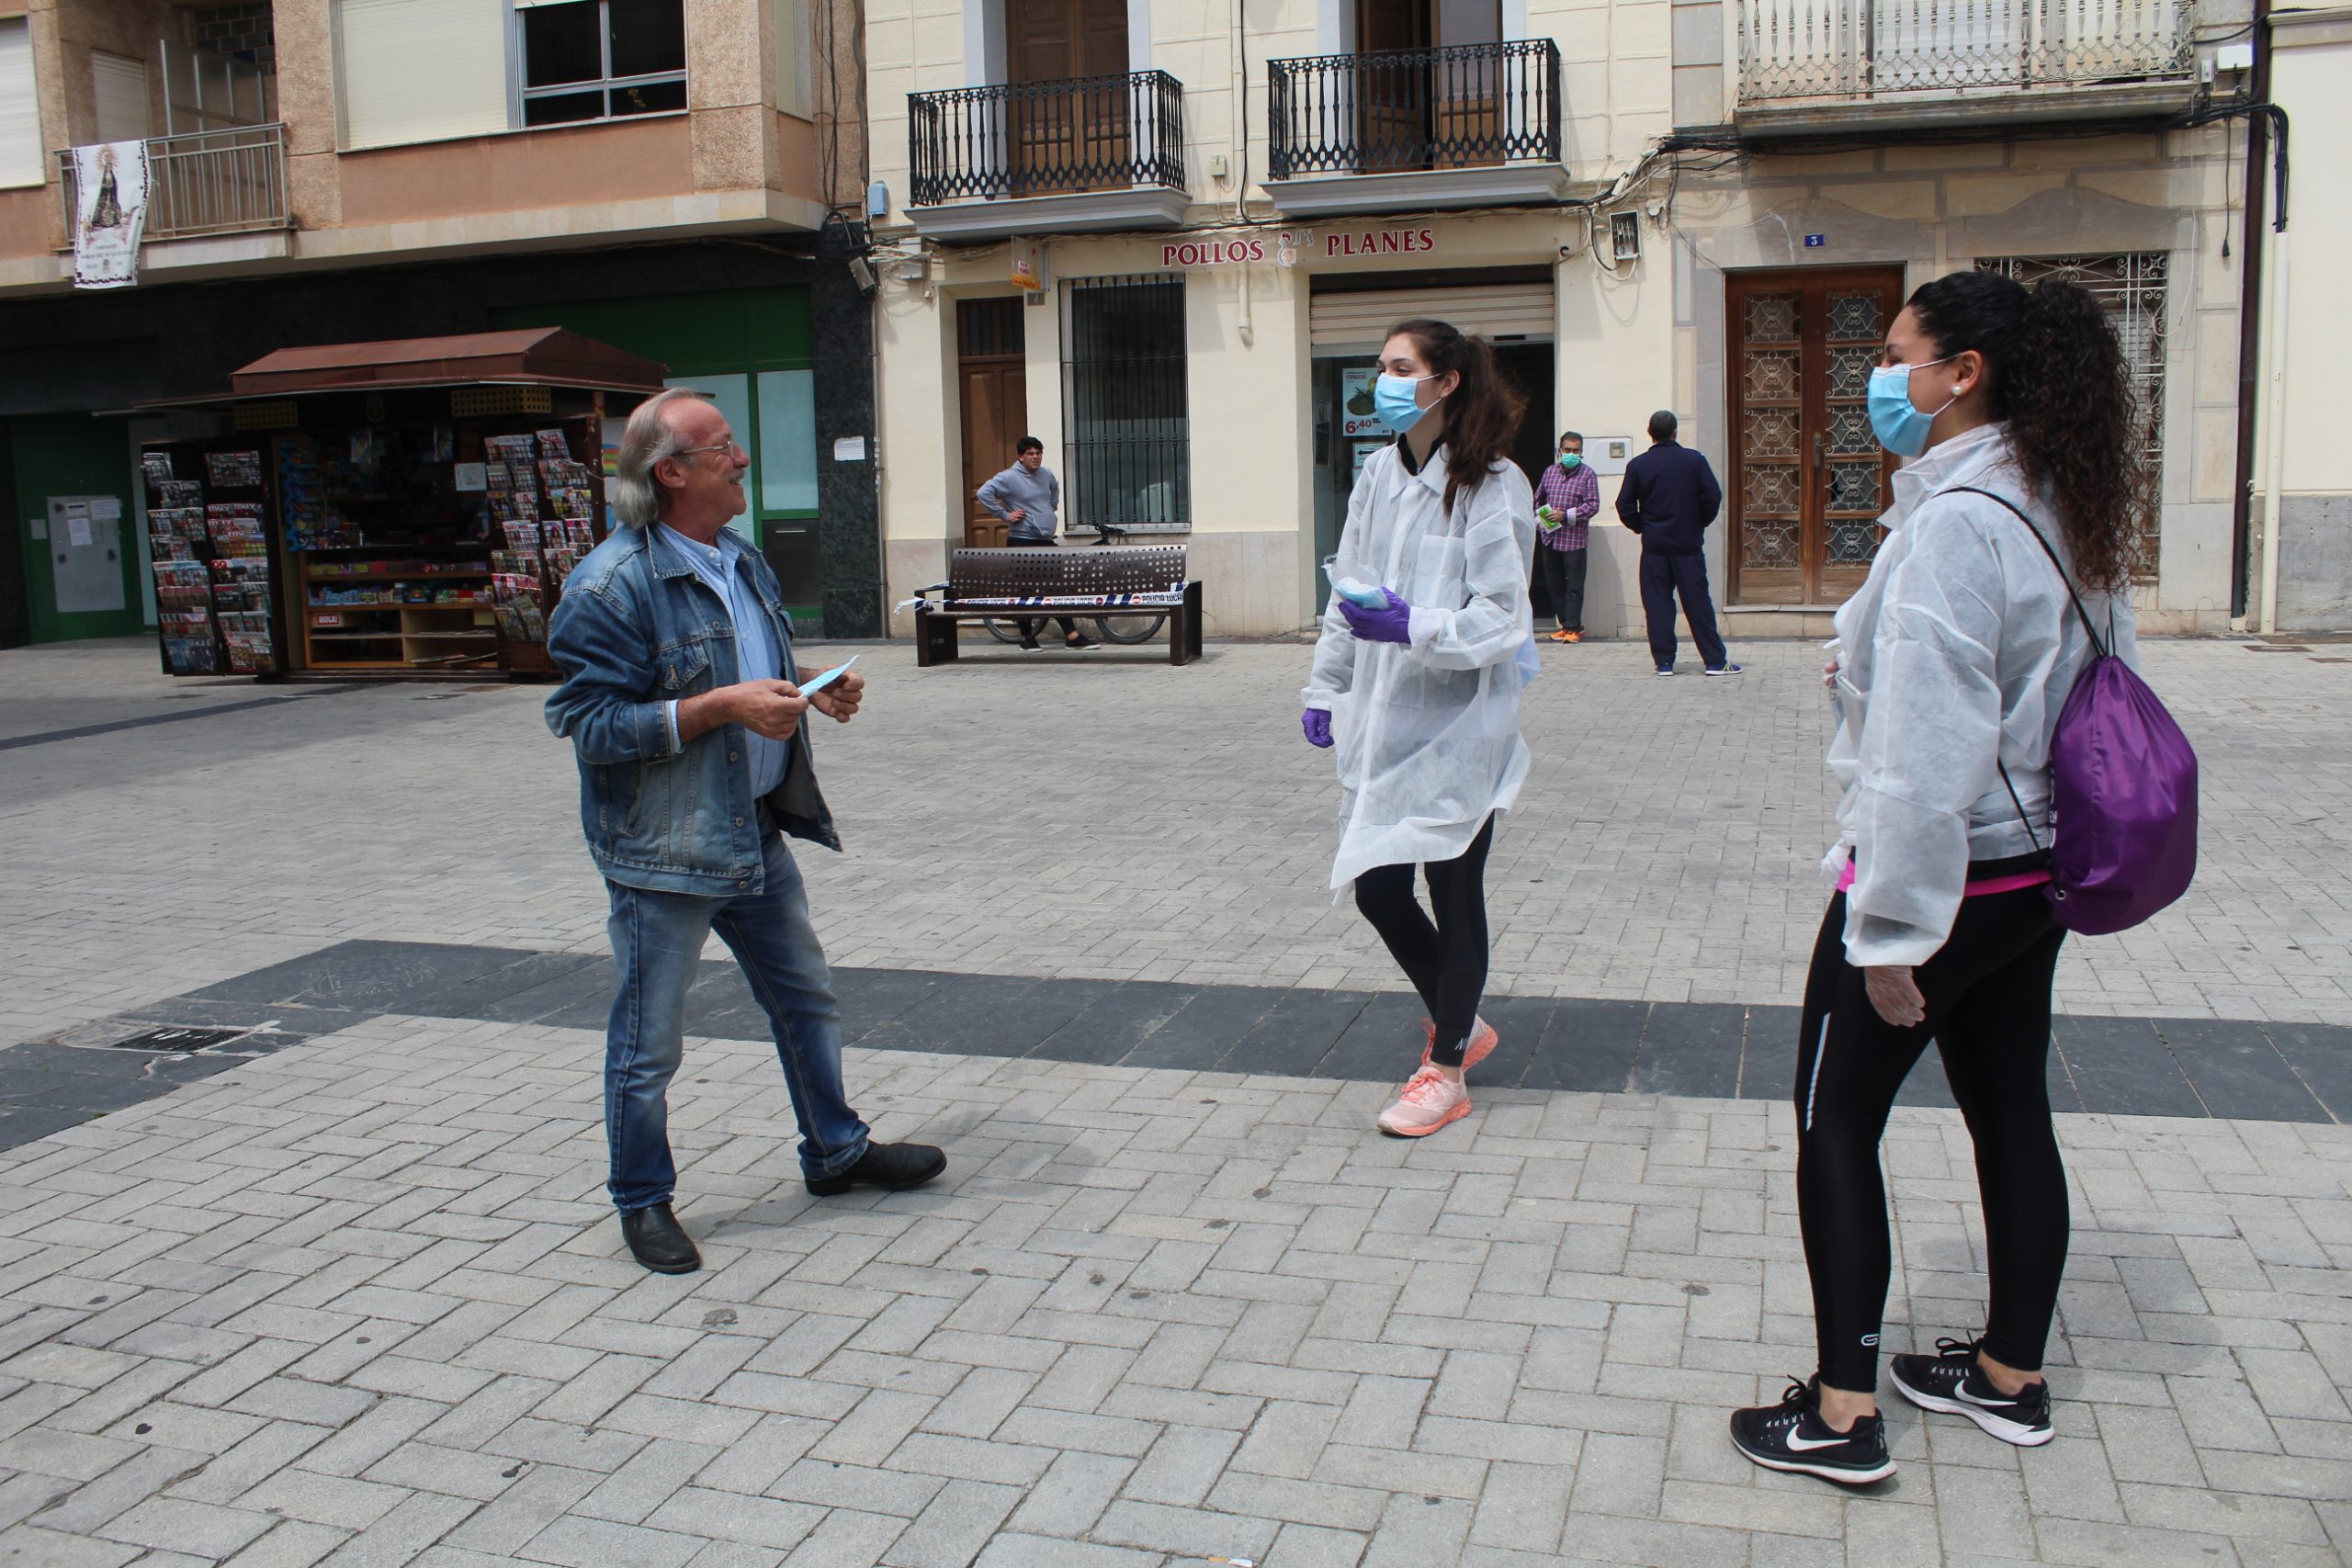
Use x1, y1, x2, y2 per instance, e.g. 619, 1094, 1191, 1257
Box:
546, 388, 945, 1274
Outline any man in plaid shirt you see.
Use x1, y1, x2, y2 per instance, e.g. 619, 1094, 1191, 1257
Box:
1535, 430, 1600, 641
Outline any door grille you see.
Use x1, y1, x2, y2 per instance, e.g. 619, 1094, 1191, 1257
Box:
1977, 253, 2167, 580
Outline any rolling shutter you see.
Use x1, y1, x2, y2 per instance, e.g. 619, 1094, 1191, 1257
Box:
0, 19, 42, 188
91, 51, 150, 142
335, 0, 508, 150
1309, 281, 1555, 348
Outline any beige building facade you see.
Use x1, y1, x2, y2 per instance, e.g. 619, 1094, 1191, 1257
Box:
866, 0, 2271, 639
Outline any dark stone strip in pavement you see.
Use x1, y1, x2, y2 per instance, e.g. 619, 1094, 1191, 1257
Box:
0, 684, 370, 751
6, 937, 2345, 1154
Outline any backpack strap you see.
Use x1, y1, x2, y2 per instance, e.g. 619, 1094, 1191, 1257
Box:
1942, 486, 2107, 660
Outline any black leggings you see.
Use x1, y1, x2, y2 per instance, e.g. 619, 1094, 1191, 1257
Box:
1352, 817, 1495, 1067
1796, 874, 2070, 1393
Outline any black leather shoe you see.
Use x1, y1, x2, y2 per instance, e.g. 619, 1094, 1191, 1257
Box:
619, 1202, 701, 1273
806, 1142, 948, 1197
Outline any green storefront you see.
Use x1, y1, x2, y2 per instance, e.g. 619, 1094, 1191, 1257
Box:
8, 412, 152, 645
491, 287, 827, 629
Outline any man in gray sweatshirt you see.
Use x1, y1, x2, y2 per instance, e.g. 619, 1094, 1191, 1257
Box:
977, 436, 1095, 650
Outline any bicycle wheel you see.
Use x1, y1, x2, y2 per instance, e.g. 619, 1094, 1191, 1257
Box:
1093, 615, 1166, 645
981, 616, 1026, 645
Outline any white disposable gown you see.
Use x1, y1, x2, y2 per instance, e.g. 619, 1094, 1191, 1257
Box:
1826, 422, 2138, 968
1303, 442, 1538, 893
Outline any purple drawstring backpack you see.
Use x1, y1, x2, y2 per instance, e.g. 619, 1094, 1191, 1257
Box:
1951, 488, 2199, 936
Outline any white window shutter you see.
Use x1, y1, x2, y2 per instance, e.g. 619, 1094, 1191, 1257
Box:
336, 0, 509, 150
91, 51, 151, 143
0, 19, 44, 189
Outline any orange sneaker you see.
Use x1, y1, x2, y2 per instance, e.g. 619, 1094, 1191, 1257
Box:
1563, 630, 1582, 643
1421, 1016, 1498, 1071
1377, 1066, 1472, 1137
1550, 627, 1572, 643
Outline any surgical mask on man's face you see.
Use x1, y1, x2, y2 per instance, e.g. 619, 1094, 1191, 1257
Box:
1374, 372, 1445, 434
1867, 355, 1958, 457
1558, 453, 1582, 470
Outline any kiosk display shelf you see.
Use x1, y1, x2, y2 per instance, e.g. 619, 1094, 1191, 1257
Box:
132, 327, 662, 682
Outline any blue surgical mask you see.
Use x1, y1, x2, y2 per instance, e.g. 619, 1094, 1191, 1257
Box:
1374, 372, 1443, 434
1866, 355, 1957, 457
1558, 453, 1582, 470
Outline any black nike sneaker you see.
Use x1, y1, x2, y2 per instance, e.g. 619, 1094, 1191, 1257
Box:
1890, 1337, 2054, 1447
1729, 1376, 1896, 1485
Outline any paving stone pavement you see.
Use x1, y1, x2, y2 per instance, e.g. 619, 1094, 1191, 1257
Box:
3, 634, 2349, 1052
6, 1015, 2352, 1567
4, 632, 2352, 1564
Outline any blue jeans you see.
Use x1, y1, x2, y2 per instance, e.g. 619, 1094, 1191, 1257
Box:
602, 833, 870, 1210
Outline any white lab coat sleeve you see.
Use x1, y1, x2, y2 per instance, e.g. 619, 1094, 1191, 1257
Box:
1303, 462, 1376, 709
1405, 466, 1535, 671
1843, 511, 2008, 969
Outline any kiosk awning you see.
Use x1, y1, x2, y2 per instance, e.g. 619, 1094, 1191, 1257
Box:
133, 327, 670, 409
227, 328, 668, 396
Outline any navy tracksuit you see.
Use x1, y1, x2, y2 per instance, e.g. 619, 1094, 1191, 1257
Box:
1615, 439, 1729, 671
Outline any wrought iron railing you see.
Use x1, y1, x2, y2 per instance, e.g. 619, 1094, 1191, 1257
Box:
909, 71, 1186, 206
57, 123, 290, 241
1738, 0, 2193, 101
1267, 39, 1561, 179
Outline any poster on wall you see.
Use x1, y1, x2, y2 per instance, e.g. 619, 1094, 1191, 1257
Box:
71, 141, 150, 290
1340, 367, 1385, 439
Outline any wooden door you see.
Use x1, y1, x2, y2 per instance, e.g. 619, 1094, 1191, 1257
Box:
1431, 0, 1500, 168
1355, 0, 1431, 170
1726, 268, 1905, 605
958, 299, 1029, 548
1008, 0, 1129, 193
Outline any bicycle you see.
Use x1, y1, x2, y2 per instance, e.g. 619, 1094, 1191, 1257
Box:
979, 521, 1171, 647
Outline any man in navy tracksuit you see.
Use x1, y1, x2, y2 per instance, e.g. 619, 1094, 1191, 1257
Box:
1616, 410, 1738, 676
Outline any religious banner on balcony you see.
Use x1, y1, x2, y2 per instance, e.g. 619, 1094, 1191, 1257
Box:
71, 140, 150, 290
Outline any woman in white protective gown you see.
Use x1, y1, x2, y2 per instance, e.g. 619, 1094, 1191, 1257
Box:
1300, 318, 1537, 1138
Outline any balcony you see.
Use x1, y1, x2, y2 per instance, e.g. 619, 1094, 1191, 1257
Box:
1736, 0, 2198, 133
58, 123, 291, 242
906, 71, 1189, 242
1263, 39, 1570, 217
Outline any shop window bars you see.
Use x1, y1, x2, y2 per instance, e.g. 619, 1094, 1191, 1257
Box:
56, 122, 289, 242
1062, 276, 1192, 535
1267, 39, 1562, 181
1738, 0, 2194, 102
1978, 252, 2168, 581
908, 70, 1187, 207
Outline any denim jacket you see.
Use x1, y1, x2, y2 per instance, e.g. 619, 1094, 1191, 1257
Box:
545, 524, 839, 895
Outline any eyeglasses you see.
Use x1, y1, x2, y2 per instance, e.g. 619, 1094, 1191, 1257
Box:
673, 440, 746, 462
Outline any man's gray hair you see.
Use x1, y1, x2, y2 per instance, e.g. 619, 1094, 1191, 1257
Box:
611, 388, 706, 527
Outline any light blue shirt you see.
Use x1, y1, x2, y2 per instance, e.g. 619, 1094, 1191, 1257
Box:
659, 524, 788, 798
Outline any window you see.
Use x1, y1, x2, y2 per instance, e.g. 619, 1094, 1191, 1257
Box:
91, 51, 150, 143
518, 0, 685, 127
334, 0, 684, 148
0, 17, 42, 188
1061, 276, 1191, 533
336, 0, 507, 148
756, 370, 819, 512
1976, 254, 2167, 580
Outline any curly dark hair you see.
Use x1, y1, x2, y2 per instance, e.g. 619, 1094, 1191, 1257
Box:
1385, 318, 1528, 516
1905, 271, 2144, 593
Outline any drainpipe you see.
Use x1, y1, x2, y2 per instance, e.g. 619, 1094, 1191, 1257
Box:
1232, 0, 1254, 346
2227, 0, 2272, 622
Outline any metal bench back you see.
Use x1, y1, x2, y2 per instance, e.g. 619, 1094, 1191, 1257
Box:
947, 545, 1187, 600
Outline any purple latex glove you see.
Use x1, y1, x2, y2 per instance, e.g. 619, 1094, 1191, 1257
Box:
1340, 586, 1412, 645
1301, 707, 1333, 749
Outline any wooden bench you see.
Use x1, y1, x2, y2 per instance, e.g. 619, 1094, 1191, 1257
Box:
910, 545, 1204, 667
